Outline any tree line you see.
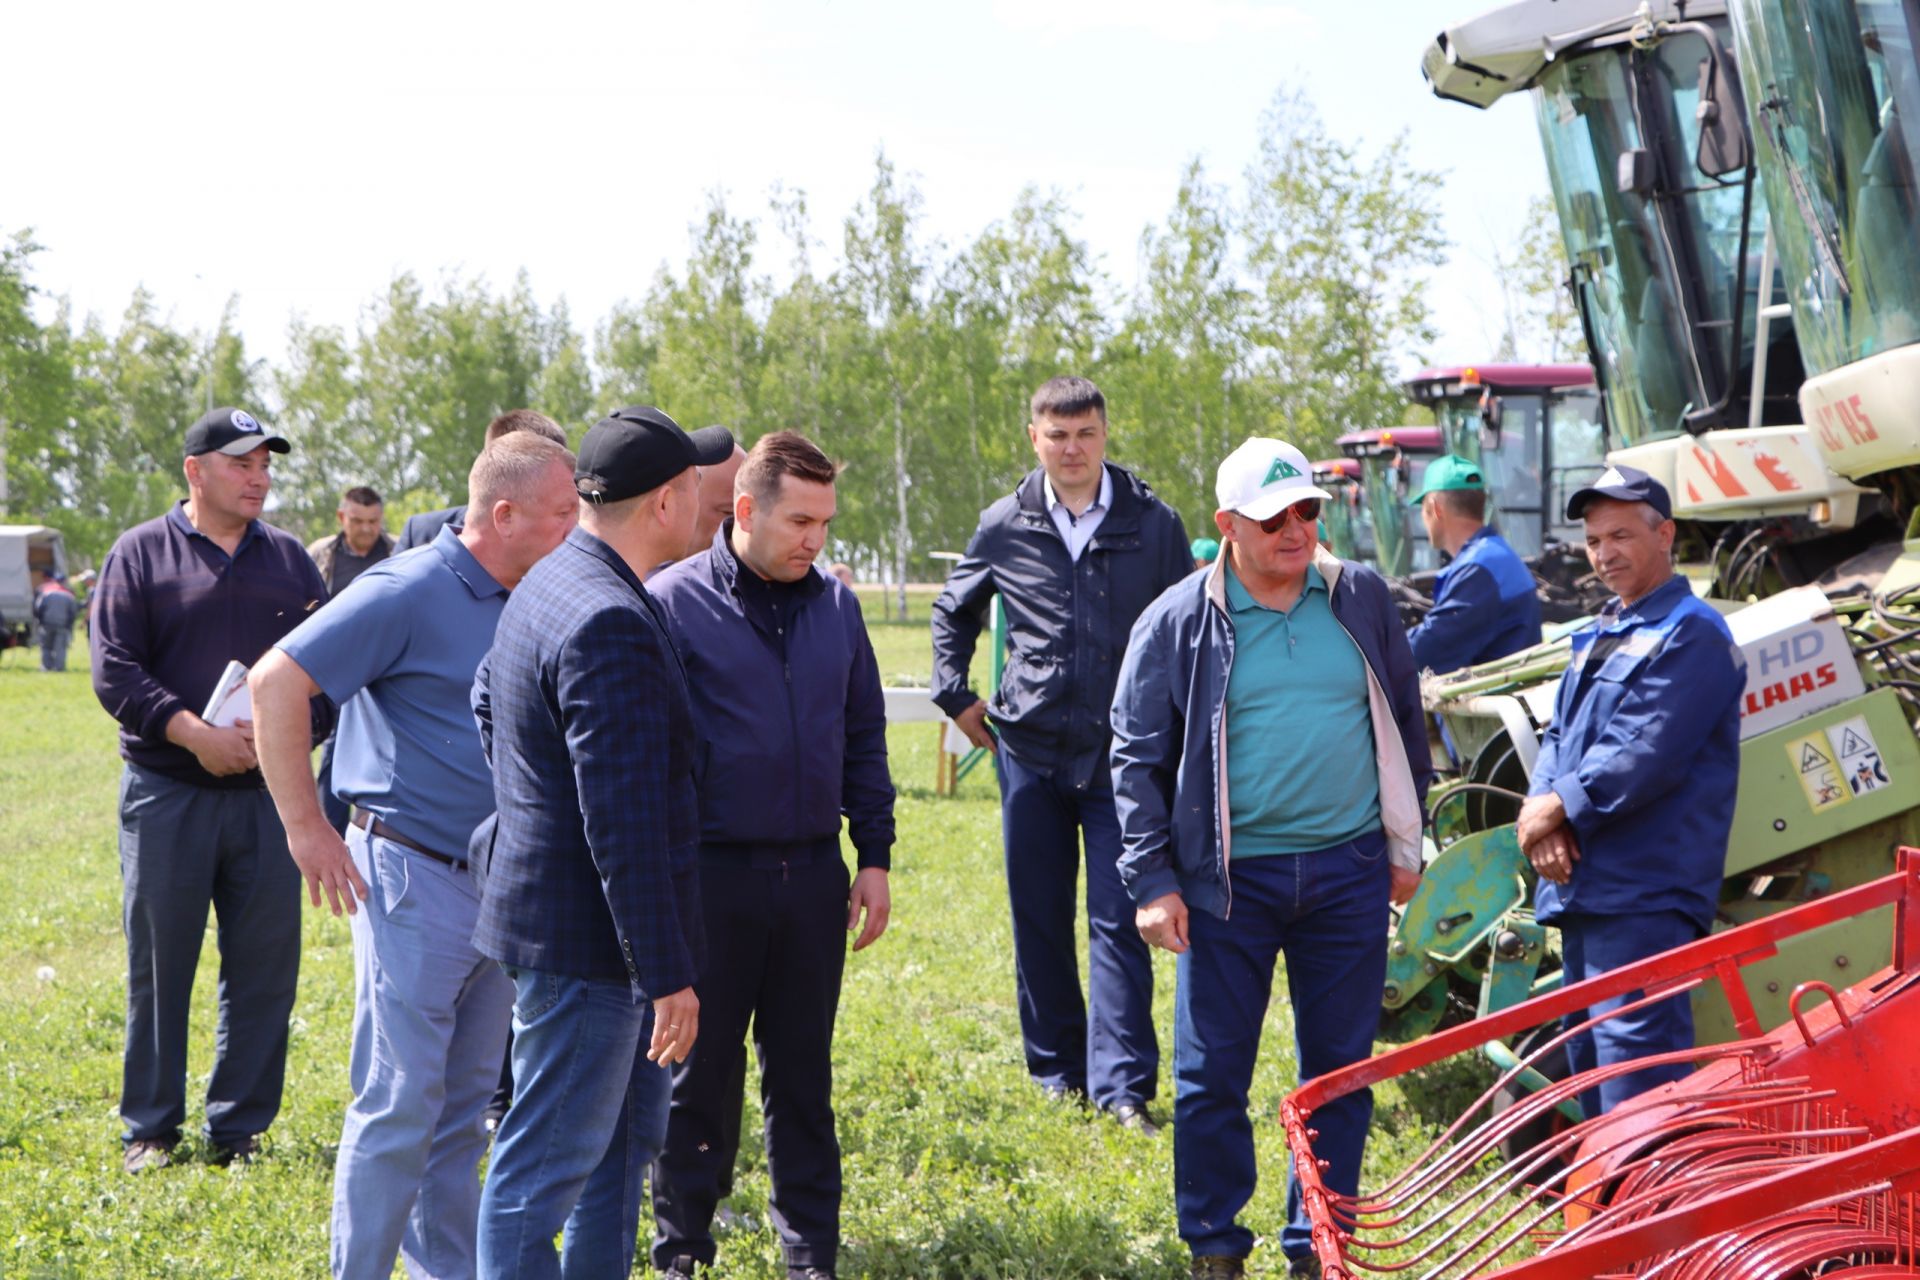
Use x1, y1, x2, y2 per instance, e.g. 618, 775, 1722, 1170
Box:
2, 91, 1464, 607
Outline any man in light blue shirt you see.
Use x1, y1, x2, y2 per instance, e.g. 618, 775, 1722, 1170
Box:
250, 431, 580, 1279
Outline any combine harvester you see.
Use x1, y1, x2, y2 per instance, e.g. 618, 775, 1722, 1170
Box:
1377, 0, 1920, 1081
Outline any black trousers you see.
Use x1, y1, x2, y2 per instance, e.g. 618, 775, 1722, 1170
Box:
652, 848, 849, 1271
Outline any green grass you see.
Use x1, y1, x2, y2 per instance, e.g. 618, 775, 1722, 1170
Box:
0, 632, 1482, 1279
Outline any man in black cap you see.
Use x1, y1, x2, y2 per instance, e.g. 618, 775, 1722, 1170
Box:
1517, 464, 1744, 1116
90, 407, 334, 1174
472, 406, 732, 1279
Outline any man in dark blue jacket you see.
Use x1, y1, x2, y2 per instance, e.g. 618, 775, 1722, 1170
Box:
930, 375, 1191, 1130
1405, 455, 1542, 673
1112, 437, 1432, 1280
469, 407, 734, 1279
648, 430, 894, 1280
395, 409, 570, 551
1518, 466, 1744, 1118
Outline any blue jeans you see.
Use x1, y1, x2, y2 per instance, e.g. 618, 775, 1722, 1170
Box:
476, 966, 670, 1280
1173, 832, 1390, 1263
1558, 909, 1702, 1119
996, 748, 1157, 1108
331, 827, 513, 1279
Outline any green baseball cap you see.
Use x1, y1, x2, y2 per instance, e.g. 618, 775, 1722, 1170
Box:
1190, 536, 1221, 564
1407, 454, 1487, 505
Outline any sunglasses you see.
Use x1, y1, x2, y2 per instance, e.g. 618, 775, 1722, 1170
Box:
1252, 498, 1322, 534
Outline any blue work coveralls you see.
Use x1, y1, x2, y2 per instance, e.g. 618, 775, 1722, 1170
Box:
1527, 574, 1745, 1115
1407, 527, 1541, 674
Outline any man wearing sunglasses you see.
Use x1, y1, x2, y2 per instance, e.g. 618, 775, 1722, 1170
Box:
1111, 438, 1432, 1280
931, 375, 1192, 1134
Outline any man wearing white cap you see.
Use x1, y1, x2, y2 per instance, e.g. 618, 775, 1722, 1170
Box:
1111, 438, 1432, 1280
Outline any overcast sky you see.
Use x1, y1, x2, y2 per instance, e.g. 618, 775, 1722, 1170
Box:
6, 0, 1549, 384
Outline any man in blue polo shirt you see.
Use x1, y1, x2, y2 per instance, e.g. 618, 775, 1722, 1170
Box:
1405, 455, 1541, 674
250, 431, 580, 1279
1112, 438, 1431, 1280
1517, 465, 1744, 1117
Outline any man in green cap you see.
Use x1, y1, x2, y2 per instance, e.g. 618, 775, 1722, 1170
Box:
1405, 455, 1541, 673
1190, 536, 1220, 572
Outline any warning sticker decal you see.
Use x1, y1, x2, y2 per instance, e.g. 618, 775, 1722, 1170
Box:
1832, 715, 1891, 797
1787, 727, 1852, 813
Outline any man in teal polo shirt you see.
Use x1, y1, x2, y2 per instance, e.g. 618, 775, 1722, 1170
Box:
1405, 455, 1541, 674
1113, 438, 1431, 1280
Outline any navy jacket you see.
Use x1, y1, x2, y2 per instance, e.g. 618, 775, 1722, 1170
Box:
1529, 575, 1745, 930
1111, 548, 1434, 920
1407, 527, 1542, 674
647, 525, 895, 868
396, 505, 464, 552
930, 462, 1191, 788
469, 527, 703, 1001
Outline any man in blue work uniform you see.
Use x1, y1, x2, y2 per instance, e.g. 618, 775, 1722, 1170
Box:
1112, 438, 1432, 1280
1517, 465, 1745, 1117
1405, 455, 1541, 673
648, 431, 895, 1280
931, 375, 1191, 1132
250, 431, 581, 1279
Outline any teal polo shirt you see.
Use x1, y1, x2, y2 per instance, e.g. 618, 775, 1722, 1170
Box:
1223, 561, 1381, 857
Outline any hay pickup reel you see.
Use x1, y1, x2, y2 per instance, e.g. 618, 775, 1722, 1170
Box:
1291, 853, 1920, 1278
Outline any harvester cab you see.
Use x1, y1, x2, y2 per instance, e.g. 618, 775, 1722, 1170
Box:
1404, 362, 1612, 620
1312, 457, 1368, 562
1336, 424, 1445, 581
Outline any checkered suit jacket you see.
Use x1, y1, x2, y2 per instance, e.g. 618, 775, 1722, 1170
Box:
469, 526, 702, 999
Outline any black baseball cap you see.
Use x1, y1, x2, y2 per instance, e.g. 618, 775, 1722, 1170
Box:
185, 407, 290, 459
1566, 464, 1673, 521
575, 406, 735, 503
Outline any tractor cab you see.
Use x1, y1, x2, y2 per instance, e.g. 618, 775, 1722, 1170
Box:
1312, 457, 1368, 562
1335, 425, 1444, 578
1403, 362, 1608, 558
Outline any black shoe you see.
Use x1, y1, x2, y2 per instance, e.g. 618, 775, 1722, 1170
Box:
1287, 1255, 1323, 1279
788, 1270, 835, 1280
1106, 1102, 1162, 1137
1190, 1257, 1246, 1280
660, 1256, 699, 1280
122, 1137, 177, 1175
208, 1135, 259, 1167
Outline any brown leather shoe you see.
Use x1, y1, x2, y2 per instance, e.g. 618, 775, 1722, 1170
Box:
122, 1138, 177, 1175
1190, 1256, 1246, 1279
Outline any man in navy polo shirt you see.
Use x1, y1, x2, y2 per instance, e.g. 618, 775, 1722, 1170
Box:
250, 431, 580, 1279
90, 407, 333, 1174
1518, 466, 1744, 1117
1405, 455, 1542, 674
1112, 438, 1431, 1280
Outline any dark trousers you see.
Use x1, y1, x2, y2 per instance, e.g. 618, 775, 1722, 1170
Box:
1174, 833, 1390, 1263
315, 735, 351, 836
118, 764, 301, 1147
652, 849, 849, 1271
996, 748, 1157, 1108
1558, 909, 1702, 1119
39, 625, 71, 671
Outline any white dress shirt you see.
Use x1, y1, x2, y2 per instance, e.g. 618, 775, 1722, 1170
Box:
1044, 467, 1113, 562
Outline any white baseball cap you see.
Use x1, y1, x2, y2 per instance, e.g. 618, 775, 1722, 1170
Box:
1215, 438, 1333, 521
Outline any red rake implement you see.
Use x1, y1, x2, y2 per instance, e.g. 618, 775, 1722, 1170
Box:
1283, 850, 1920, 1278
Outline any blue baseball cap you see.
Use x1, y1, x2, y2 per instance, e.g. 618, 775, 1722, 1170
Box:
1565, 464, 1672, 521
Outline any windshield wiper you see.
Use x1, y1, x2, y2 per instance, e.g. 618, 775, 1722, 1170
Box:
1756, 93, 1853, 296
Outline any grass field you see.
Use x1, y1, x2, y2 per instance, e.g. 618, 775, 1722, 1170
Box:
0, 620, 1481, 1279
